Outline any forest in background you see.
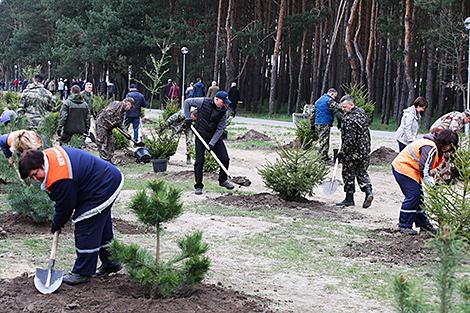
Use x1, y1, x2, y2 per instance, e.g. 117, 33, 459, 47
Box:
0, 0, 469, 127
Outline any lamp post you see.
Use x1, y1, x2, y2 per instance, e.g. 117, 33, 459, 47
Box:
14, 64, 17, 80
128, 65, 132, 90
181, 46, 189, 109
465, 17, 470, 136
47, 60, 51, 81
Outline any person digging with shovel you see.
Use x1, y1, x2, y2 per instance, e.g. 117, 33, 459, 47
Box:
183, 90, 234, 195
19, 147, 124, 285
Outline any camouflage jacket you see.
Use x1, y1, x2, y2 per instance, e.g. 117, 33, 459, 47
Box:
430, 111, 466, 133
96, 101, 127, 130
340, 106, 371, 159
166, 110, 185, 134
81, 91, 94, 116
58, 93, 90, 134
18, 82, 54, 125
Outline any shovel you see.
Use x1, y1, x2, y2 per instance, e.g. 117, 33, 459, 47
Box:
321, 157, 340, 195
34, 231, 64, 294
105, 118, 145, 147
190, 125, 251, 187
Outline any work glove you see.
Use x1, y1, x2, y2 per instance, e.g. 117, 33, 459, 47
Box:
184, 119, 192, 128
335, 151, 344, 162
423, 175, 435, 186
208, 144, 214, 152
50, 222, 62, 234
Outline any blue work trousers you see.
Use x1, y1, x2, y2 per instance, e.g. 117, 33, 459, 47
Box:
72, 205, 116, 276
392, 167, 431, 229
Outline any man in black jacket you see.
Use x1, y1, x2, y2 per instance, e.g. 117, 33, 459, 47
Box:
183, 90, 234, 195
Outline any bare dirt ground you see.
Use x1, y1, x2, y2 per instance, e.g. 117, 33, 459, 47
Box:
0, 113, 443, 313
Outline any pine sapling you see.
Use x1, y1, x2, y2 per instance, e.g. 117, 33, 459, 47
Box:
129, 180, 183, 261
7, 182, 54, 222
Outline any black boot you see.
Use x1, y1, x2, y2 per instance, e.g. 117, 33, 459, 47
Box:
336, 192, 355, 206
362, 185, 374, 208
63, 272, 90, 285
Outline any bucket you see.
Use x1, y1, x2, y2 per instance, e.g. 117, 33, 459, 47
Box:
134, 147, 151, 163
152, 159, 168, 172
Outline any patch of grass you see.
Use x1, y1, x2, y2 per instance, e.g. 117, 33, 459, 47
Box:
189, 203, 279, 220
229, 140, 276, 150
238, 112, 292, 122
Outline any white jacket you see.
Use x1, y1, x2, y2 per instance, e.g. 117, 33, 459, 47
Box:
395, 106, 420, 145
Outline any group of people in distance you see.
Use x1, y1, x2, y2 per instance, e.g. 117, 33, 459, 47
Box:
312, 89, 468, 235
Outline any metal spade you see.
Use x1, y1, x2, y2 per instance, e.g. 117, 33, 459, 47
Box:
322, 157, 340, 195
34, 231, 64, 294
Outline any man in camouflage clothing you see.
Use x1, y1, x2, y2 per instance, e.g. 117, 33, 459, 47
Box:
95, 98, 134, 162
18, 74, 54, 128
313, 88, 340, 162
57, 85, 91, 144
166, 109, 196, 164
429, 109, 470, 183
336, 95, 374, 208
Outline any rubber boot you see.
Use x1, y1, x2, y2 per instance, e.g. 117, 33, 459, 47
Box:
362, 185, 374, 208
336, 192, 355, 206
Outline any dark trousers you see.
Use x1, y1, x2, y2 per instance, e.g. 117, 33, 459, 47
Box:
72, 205, 116, 276
392, 167, 431, 229
397, 141, 406, 152
194, 137, 229, 189
125, 116, 140, 142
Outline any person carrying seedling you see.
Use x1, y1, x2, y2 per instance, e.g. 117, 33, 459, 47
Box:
95, 98, 134, 162
18, 147, 124, 285
166, 108, 197, 164
183, 90, 234, 195
392, 129, 458, 235
0, 130, 42, 166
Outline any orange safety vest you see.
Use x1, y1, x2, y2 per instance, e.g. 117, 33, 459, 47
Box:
43, 147, 73, 192
392, 138, 442, 183
7, 134, 13, 147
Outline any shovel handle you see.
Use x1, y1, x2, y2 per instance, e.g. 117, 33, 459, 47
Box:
190, 125, 232, 179
331, 157, 339, 181
50, 231, 59, 261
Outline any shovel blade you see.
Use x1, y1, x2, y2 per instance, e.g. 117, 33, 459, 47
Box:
321, 179, 339, 196
34, 267, 64, 294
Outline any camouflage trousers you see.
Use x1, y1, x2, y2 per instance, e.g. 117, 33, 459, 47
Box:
96, 125, 115, 161
315, 124, 331, 161
180, 127, 194, 157
342, 157, 372, 194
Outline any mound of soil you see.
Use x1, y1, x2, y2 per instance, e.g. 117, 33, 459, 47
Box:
369, 146, 398, 166
236, 129, 271, 141
342, 228, 436, 266
0, 214, 147, 238
215, 193, 364, 222
0, 274, 271, 313
113, 149, 138, 166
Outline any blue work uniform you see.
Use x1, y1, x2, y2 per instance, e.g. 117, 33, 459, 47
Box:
42, 146, 124, 276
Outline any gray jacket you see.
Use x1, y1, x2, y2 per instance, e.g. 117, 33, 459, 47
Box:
395, 106, 420, 145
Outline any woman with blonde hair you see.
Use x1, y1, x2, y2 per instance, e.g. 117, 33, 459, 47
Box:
0, 130, 42, 166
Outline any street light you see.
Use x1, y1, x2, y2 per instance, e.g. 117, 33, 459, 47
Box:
128, 65, 132, 90
47, 60, 51, 81
181, 46, 189, 109
14, 64, 17, 80
465, 17, 470, 136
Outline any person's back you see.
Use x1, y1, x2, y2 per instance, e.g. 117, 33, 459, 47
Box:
430, 110, 470, 134
193, 80, 206, 97
125, 88, 147, 118
97, 101, 127, 129
341, 105, 370, 158
206, 81, 219, 98
58, 86, 90, 143
18, 74, 53, 126
314, 93, 335, 125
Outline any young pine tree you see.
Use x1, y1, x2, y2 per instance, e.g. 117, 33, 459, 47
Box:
109, 180, 210, 297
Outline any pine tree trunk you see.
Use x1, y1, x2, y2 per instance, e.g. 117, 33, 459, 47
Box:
345, 0, 361, 85
224, 0, 235, 90
366, 0, 377, 102
403, 0, 415, 106
394, 60, 402, 122
213, 0, 223, 82
322, 0, 347, 93
424, 43, 434, 130
437, 57, 448, 117
268, 0, 287, 114
353, 0, 365, 86
295, 0, 307, 112
287, 44, 296, 115
381, 38, 391, 123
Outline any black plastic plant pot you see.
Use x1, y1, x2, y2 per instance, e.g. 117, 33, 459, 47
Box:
152, 159, 168, 172
134, 147, 151, 163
